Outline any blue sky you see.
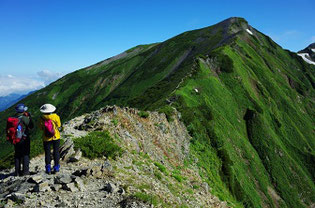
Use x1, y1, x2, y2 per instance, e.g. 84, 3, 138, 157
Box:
0, 0, 314, 96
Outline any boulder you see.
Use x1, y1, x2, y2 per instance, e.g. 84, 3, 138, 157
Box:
16, 182, 34, 194
33, 181, 50, 192
90, 166, 102, 178
6, 192, 26, 203
104, 182, 119, 193
55, 175, 74, 184
51, 184, 63, 192
63, 182, 78, 192
60, 139, 75, 162
28, 175, 43, 184
68, 149, 82, 162
74, 177, 85, 191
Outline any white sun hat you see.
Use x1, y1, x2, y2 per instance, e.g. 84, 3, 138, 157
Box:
40, 104, 56, 113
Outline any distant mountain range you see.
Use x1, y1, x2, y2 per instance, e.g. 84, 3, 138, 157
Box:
0, 91, 35, 112
0, 17, 314, 207
298, 42, 315, 65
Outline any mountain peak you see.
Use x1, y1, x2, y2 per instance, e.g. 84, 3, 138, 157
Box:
219, 16, 248, 24
298, 42, 315, 65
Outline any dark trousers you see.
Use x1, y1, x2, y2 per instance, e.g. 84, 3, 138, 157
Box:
14, 138, 30, 175
43, 140, 60, 167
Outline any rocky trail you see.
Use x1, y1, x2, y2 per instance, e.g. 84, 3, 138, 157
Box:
0, 106, 228, 208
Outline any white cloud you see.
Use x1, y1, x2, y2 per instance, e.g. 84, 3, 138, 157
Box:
0, 75, 45, 97
311, 36, 315, 42
0, 70, 64, 97
37, 70, 63, 85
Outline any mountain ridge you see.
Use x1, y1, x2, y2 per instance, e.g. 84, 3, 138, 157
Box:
1, 106, 229, 207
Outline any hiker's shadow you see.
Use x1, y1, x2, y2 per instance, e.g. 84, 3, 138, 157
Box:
0, 172, 15, 180
0, 171, 36, 180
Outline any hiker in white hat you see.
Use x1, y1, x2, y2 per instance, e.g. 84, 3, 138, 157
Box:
39, 104, 61, 174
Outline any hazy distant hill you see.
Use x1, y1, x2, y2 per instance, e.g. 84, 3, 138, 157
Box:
0, 91, 35, 112
0, 17, 314, 207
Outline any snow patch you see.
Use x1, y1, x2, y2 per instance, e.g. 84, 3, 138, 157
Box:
246, 29, 253, 35
297, 53, 315, 65
311, 48, 315, 53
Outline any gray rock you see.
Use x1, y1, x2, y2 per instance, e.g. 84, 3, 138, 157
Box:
39, 201, 46, 206
60, 139, 75, 162
202, 182, 209, 193
4, 199, 14, 208
28, 175, 43, 184
102, 160, 112, 171
55, 175, 74, 184
51, 184, 62, 191
16, 182, 34, 194
104, 182, 119, 193
118, 187, 125, 195
68, 149, 82, 162
33, 181, 50, 192
6, 192, 26, 203
74, 177, 85, 191
56, 201, 67, 207
63, 182, 78, 192
90, 166, 102, 178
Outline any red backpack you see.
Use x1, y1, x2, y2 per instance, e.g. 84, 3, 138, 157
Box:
6, 117, 24, 144
43, 119, 55, 138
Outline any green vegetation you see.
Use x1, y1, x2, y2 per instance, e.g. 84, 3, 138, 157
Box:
158, 105, 175, 122
111, 119, 118, 126
154, 162, 169, 175
137, 110, 149, 118
73, 131, 123, 159
133, 192, 159, 206
154, 171, 163, 180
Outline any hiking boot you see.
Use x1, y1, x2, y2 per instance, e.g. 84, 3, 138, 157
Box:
45, 164, 51, 174
53, 164, 60, 173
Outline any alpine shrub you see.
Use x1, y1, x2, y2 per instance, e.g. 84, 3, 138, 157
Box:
74, 131, 123, 159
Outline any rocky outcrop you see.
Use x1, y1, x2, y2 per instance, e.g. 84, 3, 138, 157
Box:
0, 106, 228, 208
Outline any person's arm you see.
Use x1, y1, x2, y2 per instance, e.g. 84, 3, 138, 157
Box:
56, 115, 61, 128
25, 112, 34, 129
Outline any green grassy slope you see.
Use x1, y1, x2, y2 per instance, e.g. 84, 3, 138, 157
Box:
0, 17, 314, 207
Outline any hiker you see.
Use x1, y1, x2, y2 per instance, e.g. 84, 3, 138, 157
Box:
39, 104, 61, 174
6, 103, 34, 176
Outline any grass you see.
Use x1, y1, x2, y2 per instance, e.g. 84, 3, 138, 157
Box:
138, 110, 149, 118
171, 37, 315, 208
154, 162, 169, 175
133, 192, 159, 206
158, 105, 175, 122
73, 131, 123, 159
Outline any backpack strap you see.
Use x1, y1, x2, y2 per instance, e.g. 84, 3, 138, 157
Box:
17, 116, 27, 138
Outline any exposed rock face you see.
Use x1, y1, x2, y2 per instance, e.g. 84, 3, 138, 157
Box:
0, 106, 228, 207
